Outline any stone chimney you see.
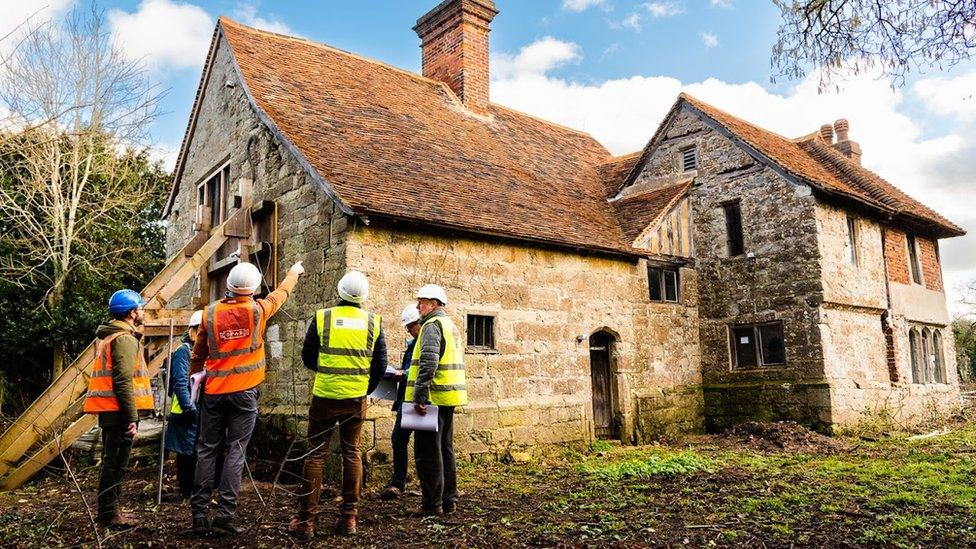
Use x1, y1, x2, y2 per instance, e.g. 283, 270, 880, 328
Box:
832, 119, 862, 165
414, 0, 498, 116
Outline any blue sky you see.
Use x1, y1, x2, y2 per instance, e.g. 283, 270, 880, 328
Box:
3, 0, 976, 308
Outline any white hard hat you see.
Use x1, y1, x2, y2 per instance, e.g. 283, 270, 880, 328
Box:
227, 263, 263, 295
338, 271, 369, 304
400, 304, 421, 326
417, 284, 448, 305
188, 310, 204, 328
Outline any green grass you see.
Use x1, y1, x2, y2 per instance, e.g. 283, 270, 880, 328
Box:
578, 450, 716, 480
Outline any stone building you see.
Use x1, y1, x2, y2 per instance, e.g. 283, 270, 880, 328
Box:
162, 0, 964, 455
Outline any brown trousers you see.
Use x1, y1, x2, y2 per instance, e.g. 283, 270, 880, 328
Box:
297, 396, 366, 520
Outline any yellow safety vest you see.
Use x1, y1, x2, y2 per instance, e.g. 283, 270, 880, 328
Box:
170, 342, 192, 415
313, 306, 381, 399
405, 314, 467, 407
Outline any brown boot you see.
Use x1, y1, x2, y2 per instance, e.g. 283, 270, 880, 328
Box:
98, 512, 139, 529
408, 506, 443, 518
334, 515, 357, 536
380, 485, 403, 501
287, 517, 315, 541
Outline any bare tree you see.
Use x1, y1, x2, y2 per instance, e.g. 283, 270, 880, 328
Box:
0, 7, 161, 376
772, 0, 976, 89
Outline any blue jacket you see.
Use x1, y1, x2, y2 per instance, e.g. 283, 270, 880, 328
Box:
164, 334, 199, 455
392, 337, 416, 412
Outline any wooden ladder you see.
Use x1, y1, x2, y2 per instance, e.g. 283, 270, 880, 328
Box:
0, 208, 248, 491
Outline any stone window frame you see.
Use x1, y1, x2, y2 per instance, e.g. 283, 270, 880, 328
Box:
465, 310, 498, 354
679, 144, 698, 172
908, 324, 948, 385
728, 320, 788, 371
845, 214, 860, 267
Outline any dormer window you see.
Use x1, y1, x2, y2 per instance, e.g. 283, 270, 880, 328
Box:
680, 146, 698, 171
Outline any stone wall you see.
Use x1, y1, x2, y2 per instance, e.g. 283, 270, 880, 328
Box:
630, 107, 829, 431
345, 222, 702, 457
164, 35, 351, 429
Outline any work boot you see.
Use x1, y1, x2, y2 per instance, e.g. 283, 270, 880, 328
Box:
191, 516, 211, 536
443, 500, 457, 515
286, 517, 315, 541
211, 516, 245, 536
380, 485, 403, 501
334, 515, 357, 536
98, 512, 139, 529
408, 506, 443, 518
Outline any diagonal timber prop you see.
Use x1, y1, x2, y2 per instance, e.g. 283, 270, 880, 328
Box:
0, 208, 248, 490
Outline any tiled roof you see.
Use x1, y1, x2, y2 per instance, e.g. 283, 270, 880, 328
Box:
596, 152, 642, 197
215, 18, 644, 255
674, 93, 964, 237
612, 181, 691, 243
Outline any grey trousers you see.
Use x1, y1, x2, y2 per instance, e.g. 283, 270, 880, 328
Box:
190, 387, 259, 520
413, 405, 456, 510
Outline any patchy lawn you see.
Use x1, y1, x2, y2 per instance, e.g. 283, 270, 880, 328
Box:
3, 418, 976, 547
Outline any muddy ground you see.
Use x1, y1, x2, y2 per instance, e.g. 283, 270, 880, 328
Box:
2, 418, 975, 547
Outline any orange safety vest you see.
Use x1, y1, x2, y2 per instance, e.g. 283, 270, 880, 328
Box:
202, 298, 266, 394
83, 332, 154, 413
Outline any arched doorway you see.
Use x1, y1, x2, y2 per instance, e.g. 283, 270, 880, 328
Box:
589, 331, 617, 439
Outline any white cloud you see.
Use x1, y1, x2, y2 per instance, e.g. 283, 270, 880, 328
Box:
492, 37, 581, 80
108, 0, 213, 71
0, 0, 74, 51
622, 13, 642, 31
643, 1, 684, 18
490, 42, 976, 312
710, 0, 733, 8
562, 0, 606, 12
233, 2, 295, 35
700, 31, 719, 48
150, 141, 180, 171
914, 72, 976, 121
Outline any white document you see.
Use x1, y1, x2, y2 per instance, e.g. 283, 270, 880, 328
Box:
190, 371, 206, 404
370, 377, 399, 401
401, 404, 439, 432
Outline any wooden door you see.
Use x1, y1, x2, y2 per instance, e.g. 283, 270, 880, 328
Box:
589, 332, 614, 439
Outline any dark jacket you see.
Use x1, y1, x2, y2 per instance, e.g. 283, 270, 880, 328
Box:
164, 333, 199, 455
301, 300, 388, 397
392, 337, 417, 412
410, 308, 447, 405
93, 320, 143, 428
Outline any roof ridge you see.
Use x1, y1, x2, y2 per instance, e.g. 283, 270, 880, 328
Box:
678, 92, 798, 143
597, 151, 642, 166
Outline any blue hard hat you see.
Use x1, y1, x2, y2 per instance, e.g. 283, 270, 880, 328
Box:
108, 289, 145, 315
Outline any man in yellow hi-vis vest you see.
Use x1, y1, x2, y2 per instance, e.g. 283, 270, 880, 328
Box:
288, 271, 388, 540
405, 283, 467, 517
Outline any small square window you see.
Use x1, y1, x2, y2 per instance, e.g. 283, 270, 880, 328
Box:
730, 321, 787, 369
681, 146, 698, 171
466, 314, 495, 349
648, 266, 679, 303
731, 326, 758, 369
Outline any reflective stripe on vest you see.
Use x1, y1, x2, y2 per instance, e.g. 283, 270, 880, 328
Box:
83, 332, 155, 414
203, 299, 266, 395
404, 315, 467, 407
313, 306, 380, 399
170, 342, 192, 415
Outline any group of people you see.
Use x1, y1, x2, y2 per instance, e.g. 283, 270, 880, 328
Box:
83, 261, 466, 539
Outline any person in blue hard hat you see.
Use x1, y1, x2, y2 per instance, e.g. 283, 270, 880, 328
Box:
82, 289, 153, 528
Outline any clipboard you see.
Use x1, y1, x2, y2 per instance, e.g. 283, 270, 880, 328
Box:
401, 403, 438, 432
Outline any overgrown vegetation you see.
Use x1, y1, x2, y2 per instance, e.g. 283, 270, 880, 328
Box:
5, 418, 976, 546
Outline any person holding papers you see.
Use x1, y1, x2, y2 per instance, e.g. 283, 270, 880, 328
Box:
404, 284, 467, 517
380, 304, 422, 501
288, 271, 388, 539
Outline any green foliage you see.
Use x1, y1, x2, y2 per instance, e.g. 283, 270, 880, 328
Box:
953, 318, 976, 382
579, 451, 715, 480
588, 440, 614, 453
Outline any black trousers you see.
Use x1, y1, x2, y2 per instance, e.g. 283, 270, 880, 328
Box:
97, 423, 134, 520
412, 406, 456, 510
175, 453, 196, 499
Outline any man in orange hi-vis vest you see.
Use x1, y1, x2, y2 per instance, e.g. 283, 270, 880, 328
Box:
83, 289, 155, 529
188, 260, 305, 537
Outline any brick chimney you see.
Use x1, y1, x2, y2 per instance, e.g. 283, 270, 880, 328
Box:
832, 119, 862, 165
414, 0, 498, 116
819, 124, 834, 143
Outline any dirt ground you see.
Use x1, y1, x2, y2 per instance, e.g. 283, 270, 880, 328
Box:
2, 418, 976, 547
